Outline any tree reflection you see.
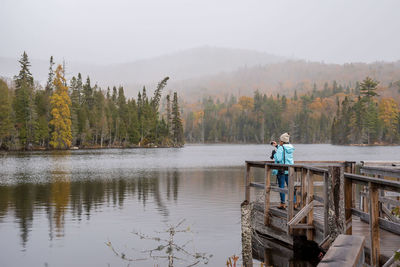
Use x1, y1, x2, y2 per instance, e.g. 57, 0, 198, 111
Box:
50, 151, 71, 237
0, 165, 181, 246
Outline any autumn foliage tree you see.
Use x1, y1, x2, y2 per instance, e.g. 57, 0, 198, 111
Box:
49, 65, 72, 149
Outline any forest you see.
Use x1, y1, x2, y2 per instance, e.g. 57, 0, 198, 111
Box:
1, 52, 400, 150
0, 52, 184, 150
183, 78, 400, 145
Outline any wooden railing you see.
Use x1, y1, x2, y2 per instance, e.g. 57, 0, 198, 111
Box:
244, 160, 400, 267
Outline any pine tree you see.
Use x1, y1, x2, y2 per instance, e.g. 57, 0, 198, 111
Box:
151, 77, 169, 111
360, 77, 380, 144
166, 94, 172, 135
0, 80, 13, 148
49, 65, 72, 149
360, 77, 379, 100
172, 92, 184, 145
13, 51, 36, 149
45, 56, 55, 94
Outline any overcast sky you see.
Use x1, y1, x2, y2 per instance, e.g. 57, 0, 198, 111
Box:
1, 0, 400, 64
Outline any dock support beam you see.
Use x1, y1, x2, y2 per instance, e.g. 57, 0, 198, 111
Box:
241, 201, 253, 267
245, 163, 251, 202
326, 166, 345, 239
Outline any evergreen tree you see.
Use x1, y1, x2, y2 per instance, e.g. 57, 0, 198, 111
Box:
0, 80, 13, 148
13, 51, 36, 149
166, 94, 172, 135
151, 77, 169, 111
49, 65, 72, 149
172, 92, 184, 145
45, 56, 55, 94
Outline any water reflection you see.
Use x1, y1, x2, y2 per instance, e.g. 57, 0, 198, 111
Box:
0, 151, 181, 247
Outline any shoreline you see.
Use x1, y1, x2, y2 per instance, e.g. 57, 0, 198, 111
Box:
1, 142, 398, 152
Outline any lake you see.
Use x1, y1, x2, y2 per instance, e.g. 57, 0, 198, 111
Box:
0, 144, 399, 266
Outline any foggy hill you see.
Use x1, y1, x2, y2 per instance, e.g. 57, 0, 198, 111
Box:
2, 47, 400, 102
0, 46, 284, 90
170, 60, 400, 101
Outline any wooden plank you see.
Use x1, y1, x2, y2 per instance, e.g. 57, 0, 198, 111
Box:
361, 166, 400, 179
382, 204, 400, 223
291, 224, 315, 229
360, 191, 400, 207
369, 182, 381, 267
318, 235, 365, 267
249, 182, 265, 189
271, 186, 288, 194
351, 208, 400, 235
345, 177, 353, 235
345, 173, 400, 192
245, 163, 251, 202
382, 248, 400, 267
264, 166, 271, 226
287, 200, 317, 226
361, 161, 400, 167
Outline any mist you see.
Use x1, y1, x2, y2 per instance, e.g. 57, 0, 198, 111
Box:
1, 0, 400, 65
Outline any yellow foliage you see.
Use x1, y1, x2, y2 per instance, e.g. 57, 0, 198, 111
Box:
238, 96, 254, 111
49, 65, 72, 149
379, 98, 399, 135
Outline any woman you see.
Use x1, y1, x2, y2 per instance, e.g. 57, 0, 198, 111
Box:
272, 133, 295, 210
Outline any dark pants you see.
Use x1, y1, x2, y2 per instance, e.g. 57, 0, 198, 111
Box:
277, 173, 296, 204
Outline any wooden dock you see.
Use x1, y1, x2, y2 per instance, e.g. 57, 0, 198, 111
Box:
241, 160, 400, 267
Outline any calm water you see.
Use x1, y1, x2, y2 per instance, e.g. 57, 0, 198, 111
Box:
0, 144, 399, 267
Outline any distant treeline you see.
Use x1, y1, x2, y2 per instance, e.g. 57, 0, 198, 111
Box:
184, 78, 400, 145
0, 52, 184, 150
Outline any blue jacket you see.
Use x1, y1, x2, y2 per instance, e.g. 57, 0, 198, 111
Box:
272, 143, 295, 175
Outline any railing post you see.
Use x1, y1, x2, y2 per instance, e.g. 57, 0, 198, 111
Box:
245, 162, 251, 202
323, 172, 329, 238
306, 169, 314, 240
344, 176, 352, 235
327, 166, 345, 239
369, 182, 380, 267
301, 168, 307, 209
287, 167, 295, 223
264, 165, 271, 226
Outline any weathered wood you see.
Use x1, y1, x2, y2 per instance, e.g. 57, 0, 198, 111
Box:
300, 168, 307, 209
351, 208, 400, 235
323, 172, 329, 237
264, 166, 271, 226
361, 166, 400, 179
287, 167, 295, 224
382, 248, 400, 267
327, 166, 345, 239
307, 169, 314, 240
271, 186, 288, 194
241, 201, 253, 267
291, 224, 315, 229
345, 176, 353, 235
301, 168, 307, 208
245, 163, 251, 202
249, 182, 265, 189
361, 161, 400, 167
369, 182, 380, 267
360, 191, 400, 207
381, 204, 400, 223
318, 235, 365, 267
345, 173, 400, 192
287, 200, 317, 226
